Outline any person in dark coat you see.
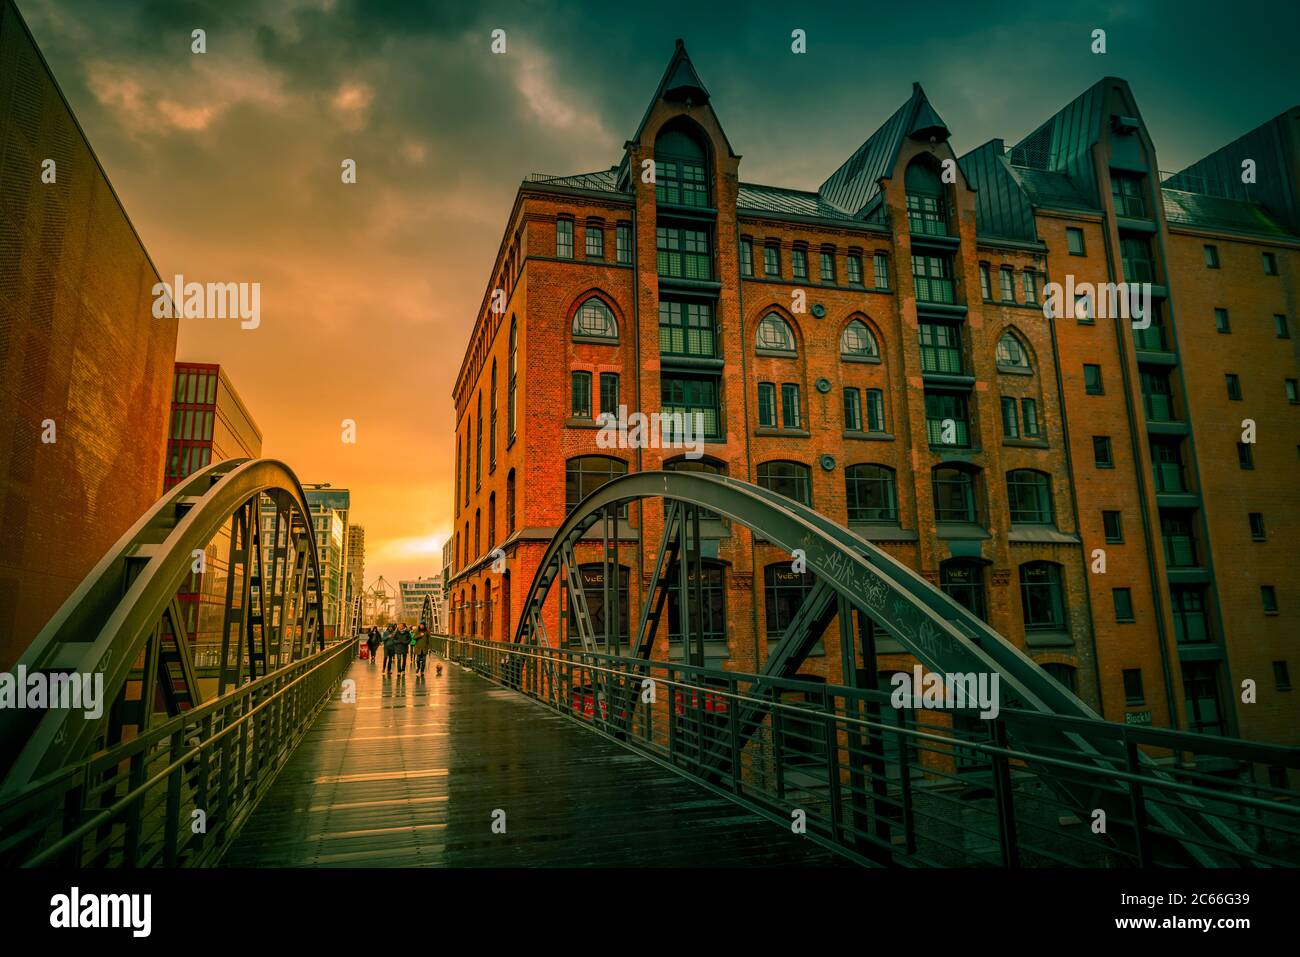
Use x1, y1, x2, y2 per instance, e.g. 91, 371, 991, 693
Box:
382, 623, 399, 675
366, 627, 380, 663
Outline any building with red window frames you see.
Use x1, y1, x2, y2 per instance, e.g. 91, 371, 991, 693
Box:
447, 40, 1300, 752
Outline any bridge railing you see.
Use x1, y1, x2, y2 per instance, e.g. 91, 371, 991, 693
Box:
0, 637, 356, 868
436, 635, 1300, 868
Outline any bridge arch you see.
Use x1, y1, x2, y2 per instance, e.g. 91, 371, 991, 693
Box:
0, 458, 323, 795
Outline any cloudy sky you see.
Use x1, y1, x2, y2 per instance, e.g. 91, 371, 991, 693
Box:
20, 0, 1300, 586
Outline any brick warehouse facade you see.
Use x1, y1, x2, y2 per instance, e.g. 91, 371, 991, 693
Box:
447, 42, 1299, 747
0, 0, 177, 670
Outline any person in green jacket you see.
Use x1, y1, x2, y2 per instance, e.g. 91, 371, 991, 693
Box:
413, 623, 430, 676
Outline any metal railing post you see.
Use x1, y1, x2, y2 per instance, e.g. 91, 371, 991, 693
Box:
989, 718, 1020, 867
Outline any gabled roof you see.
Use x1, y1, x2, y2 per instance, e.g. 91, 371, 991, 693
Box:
1011, 78, 1110, 208
626, 39, 734, 156
818, 82, 951, 219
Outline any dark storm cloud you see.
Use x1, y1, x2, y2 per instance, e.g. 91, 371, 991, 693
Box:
14, 0, 1299, 582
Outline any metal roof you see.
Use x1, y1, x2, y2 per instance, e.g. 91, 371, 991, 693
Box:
524, 168, 620, 192
1161, 189, 1291, 237
957, 140, 1039, 242
736, 182, 858, 221
818, 83, 950, 219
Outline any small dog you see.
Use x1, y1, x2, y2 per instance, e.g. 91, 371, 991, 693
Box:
435, 663, 443, 677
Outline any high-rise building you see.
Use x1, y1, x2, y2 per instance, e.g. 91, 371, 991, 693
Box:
345, 524, 365, 633
163, 362, 262, 491
306, 489, 350, 638
399, 577, 442, 628
447, 42, 1299, 747
0, 0, 177, 669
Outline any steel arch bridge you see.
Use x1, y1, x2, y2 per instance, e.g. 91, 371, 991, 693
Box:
0, 458, 325, 797
509, 470, 1252, 866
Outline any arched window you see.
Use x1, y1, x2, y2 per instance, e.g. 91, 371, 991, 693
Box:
996, 332, 1031, 371
668, 560, 726, 645
487, 492, 496, 549
565, 455, 628, 515
463, 521, 469, 566
845, 464, 897, 522
572, 297, 618, 340
764, 563, 814, 640
932, 465, 979, 523
470, 585, 477, 636
1043, 662, 1077, 693
501, 570, 511, 643
489, 360, 498, 468
840, 319, 879, 359
905, 159, 948, 236
756, 313, 797, 354
474, 392, 482, 486
1007, 469, 1053, 525
474, 509, 481, 557
508, 316, 518, 439
565, 563, 630, 645
505, 469, 516, 535
654, 124, 709, 208
940, 559, 987, 622
1020, 562, 1067, 631
757, 460, 811, 506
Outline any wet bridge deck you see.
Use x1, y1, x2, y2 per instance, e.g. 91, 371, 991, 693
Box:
221, 651, 840, 867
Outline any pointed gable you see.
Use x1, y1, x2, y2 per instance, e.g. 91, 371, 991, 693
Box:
818, 82, 950, 220
1009, 78, 1109, 207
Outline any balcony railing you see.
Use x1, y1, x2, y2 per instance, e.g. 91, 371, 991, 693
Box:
1143, 393, 1176, 422
659, 326, 717, 359
908, 211, 949, 236
1163, 536, 1198, 568
1152, 462, 1187, 494
1122, 257, 1157, 284
1133, 324, 1168, 352
926, 417, 971, 447
920, 345, 964, 375
914, 276, 956, 305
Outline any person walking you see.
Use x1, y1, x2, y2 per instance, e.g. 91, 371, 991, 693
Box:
382, 623, 398, 676
396, 623, 410, 675
413, 623, 430, 677
366, 626, 380, 664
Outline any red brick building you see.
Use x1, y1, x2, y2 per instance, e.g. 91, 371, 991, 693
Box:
0, 0, 177, 669
448, 42, 1299, 747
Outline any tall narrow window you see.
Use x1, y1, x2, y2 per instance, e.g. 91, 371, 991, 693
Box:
586, 219, 604, 259
979, 264, 992, 300
847, 253, 863, 286
505, 469, 516, 534
781, 383, 801, 429
475, 393, 482, 487
740, 238, 753, 276
508, 317, 518, 440
757, 382, 776, 427
556, 218, 574, 258
1022, 270, 1038, 304
599, 373, 620, 420
999, 266, 1015, 302
1001, 396, 1019, 438
819, 248, 836, 282
616, 223, 632, 264
571, 371, 592, 418
873, 252, 889, 289
844, 388, 863, 431
792, 246, 808, 280
489, 361, 498, 469
866, 389, 885, 432
764, 243, 780, 277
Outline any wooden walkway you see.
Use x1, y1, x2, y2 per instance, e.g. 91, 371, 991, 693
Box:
221, 652, 842, 867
